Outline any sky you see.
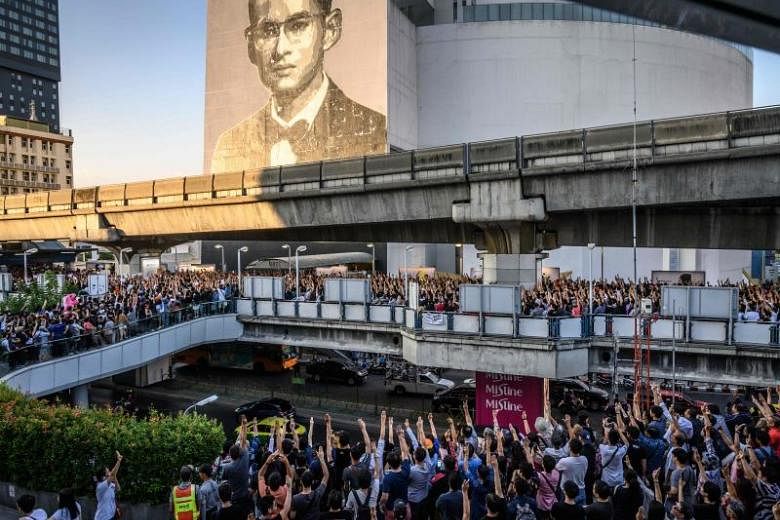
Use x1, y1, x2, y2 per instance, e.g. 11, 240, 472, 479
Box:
59, 1, 780, 188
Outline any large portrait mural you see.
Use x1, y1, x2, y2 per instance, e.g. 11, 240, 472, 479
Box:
205, 0, 388, 173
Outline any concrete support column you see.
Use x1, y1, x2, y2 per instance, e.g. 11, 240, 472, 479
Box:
481, 253, 539, 288
71, 384, 89, 408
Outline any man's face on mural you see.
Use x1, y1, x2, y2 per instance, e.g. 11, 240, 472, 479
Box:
247, 0, 342, 97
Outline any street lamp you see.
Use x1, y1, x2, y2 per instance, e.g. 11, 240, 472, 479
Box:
237, 246, 249, 296
587, 243, 596, 315
295, 245, 307, 300
118, 247, 132, 279
404, 245, 415, 301
17, 247, 38, 284
366, 243, 375, 276
281, 244, 291, 275
214, 244, 225, 272
184, 394, 218, 415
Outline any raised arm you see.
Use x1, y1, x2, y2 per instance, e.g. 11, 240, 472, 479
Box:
280, 473, 294, 520
317, 445, 330, 485
379, 410, 387, 445
692, 448, 707, 483
108, 451, 123, 491
521, 410, 531, 436
428, 413, 438, 440
325, 413, 333, 464
359, 418, 371, 456
239, 415, 248, 450
490, 454, 503, 498
462, 401, 474, 429
448, 417, 458, 445
308, 416, 314, 449
652, 468, 663, 503
461, 480, 471, 520
397, 427, 411, 460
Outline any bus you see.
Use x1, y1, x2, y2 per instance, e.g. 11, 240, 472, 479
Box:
175, 343, 299, 373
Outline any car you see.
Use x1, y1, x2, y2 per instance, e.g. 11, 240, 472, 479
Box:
306, 359, 368, 385
549, 378, 610, 412
233, 416, 306, 440
385, 370, 456, 396
432, 383, 476, 414
234, 397, 295, 424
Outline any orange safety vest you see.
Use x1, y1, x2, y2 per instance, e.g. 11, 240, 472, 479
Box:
172, 484, 199, 520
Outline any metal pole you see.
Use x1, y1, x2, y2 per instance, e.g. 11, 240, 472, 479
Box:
288, 249, 292, 275
672, 300, 677, 406
612, 336, 619, 405
372, 247, 376, 276
589, 249, 593, 315
221, 248, 226, 273
631, 24, 638, 283
295, 251, 300, 300
237, 249, 242, 296
23, 252, 28, 284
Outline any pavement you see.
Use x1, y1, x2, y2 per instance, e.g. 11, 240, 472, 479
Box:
0, 505, 14, 520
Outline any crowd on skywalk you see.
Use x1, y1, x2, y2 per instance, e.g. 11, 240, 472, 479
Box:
518, 277, 780, 322
29, 382, 780, 520
0, 269, 238, 369
280, 271, 481, 313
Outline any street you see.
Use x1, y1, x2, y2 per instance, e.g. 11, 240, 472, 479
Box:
89, 364, 735, 442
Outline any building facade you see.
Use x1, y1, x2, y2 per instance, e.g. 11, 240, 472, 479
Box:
0, 0, 60, 132
0, 115, 72, 195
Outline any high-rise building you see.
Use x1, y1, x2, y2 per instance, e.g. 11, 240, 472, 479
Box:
0, 0, 72, 197
0, 0, 61, 132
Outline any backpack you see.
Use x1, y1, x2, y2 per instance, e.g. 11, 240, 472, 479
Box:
514, 502, 536, 520
351, 488, 373, 520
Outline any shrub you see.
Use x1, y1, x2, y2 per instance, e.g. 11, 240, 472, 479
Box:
0, 385, 224, 504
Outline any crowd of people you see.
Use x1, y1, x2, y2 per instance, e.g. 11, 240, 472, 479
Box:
3, 265, 780, 372
23, 384, 780, 520
519, 277, 780, 322
0, 269, 238, 369
278, 271, 480, 313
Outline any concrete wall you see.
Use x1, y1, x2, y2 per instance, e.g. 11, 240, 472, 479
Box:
388, 1, 419, 150
387, 243, 458, 274
415, 21, 752, 146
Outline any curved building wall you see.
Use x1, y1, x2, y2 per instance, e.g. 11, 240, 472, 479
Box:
414, 20, 753, 147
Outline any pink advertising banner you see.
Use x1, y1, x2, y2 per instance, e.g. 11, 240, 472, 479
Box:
475, 372, 544, 426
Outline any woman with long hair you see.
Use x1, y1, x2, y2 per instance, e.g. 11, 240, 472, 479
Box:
48, 488, 81, 520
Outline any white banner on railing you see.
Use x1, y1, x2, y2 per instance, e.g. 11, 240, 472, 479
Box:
422, 312, 445, 326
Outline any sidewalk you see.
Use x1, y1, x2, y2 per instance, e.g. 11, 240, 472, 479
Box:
0, 504, 17, 519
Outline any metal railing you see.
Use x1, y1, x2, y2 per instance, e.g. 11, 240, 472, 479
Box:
0, 300, 237, 377
1, 104, 778, 216
239, 298, 780, 348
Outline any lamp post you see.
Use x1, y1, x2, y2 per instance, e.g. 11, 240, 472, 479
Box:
587, 243, 596, 315
184, 394, 218, 415
237, 246, 248, 296
118, 247, 132, 279
19, 247, 38, 284
281, 244, 291, 275
367, 243, 375, 276
214, 244, 225, 272
295, 245, 307, 300
404, 245, 414, 301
